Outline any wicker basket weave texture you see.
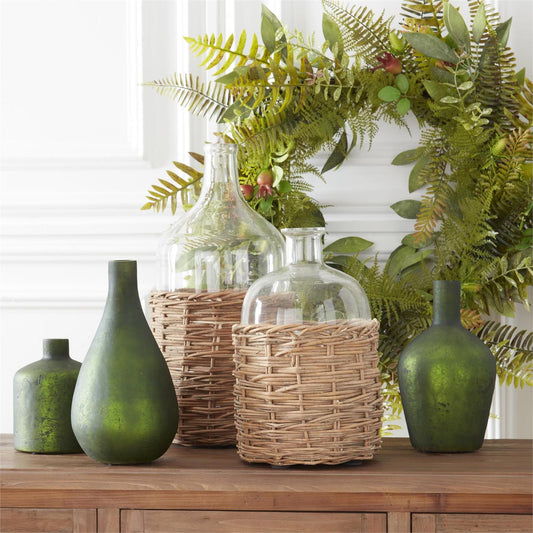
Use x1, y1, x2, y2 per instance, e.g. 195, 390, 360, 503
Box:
232, 319, 383, 465
150, 289, 247, 446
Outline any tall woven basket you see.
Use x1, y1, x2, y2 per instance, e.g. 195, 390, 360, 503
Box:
150, 289, 247, 446
232, 319, 383, 465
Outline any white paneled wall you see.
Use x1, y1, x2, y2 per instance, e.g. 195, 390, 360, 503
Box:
1, 0, 531, 437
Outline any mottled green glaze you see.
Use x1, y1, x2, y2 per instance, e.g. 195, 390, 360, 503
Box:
71, 260, 178, 464
13, 339, 82, 454
398, 280, 496, 453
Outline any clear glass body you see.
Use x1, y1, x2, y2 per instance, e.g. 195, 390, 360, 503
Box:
241, 227, 371, 324
157, 143, 285, 292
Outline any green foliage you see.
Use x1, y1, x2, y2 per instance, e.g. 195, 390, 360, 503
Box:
143, 74, 231, 121
476, 321, 533, 387
142, 154, 203, 214
144, 0, 533, 421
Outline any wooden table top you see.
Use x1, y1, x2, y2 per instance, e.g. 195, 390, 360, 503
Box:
1, 435, 531, 513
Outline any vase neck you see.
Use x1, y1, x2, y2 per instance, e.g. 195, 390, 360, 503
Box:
107, 260, 142, 310
42, 338, 70, 360
197, 143, 242, 203
282, 227, 325, 266
432, 280, 461, 326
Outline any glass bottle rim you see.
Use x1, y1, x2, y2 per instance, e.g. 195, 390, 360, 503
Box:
204, 141, 238, 154
281, 227, 325, 238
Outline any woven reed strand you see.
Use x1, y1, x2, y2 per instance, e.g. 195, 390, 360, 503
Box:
150, 289, 247, 446
232, 319, 383, 465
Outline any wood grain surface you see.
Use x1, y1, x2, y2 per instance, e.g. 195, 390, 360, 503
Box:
1, 436, 531, 515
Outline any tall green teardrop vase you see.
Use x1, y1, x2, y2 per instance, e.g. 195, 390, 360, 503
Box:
71, 260, 178, 464
398, 280, 496, 452
13, 339, 82, 454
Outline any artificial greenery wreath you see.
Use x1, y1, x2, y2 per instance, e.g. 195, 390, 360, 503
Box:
143, 0, 532, 427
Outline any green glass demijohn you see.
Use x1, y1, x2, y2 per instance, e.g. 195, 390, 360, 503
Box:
13, 339, 82, 454
71, 260, 178, 464
398, 280, 496, 453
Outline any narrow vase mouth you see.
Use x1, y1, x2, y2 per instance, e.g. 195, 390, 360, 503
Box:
281, 227, 326, 238
204, 141, 238, 155
108, 259, 137, 272
43, 338, 69, 359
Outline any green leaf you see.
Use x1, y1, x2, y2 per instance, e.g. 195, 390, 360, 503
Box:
324, 236, 374, 254
404, 32, 459, 64
458, 81, 474, 91
516, 67, 526, 86
430, 65, 455, 84
326, 255, 352, 268
496, 18, 512, 48
322, 13, 343, 59
440, 95, 460, 104
216, 65, 250, 85
277, 180, 291, 194
396, 97, 411, 116
322, 130, 348, 173
385, 245, 433, 278
261, 4, 280, 53
443, 1, 470, 53
259, 194, 274, 213
391, 199, 421, 219
271, 165, 283, 187
423, 80, 451, 101
472, 3, 486, 44
409, 154, 431, 192
402, 233, 431, 249
378, 86, 401, 102
392, 148, 425, 165
395, 74, 409, 94
218, 99, 250, 122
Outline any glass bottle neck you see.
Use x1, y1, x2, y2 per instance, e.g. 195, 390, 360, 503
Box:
197, 143, 242, 202
432, 280, 461, 326
283, 228, 325, 265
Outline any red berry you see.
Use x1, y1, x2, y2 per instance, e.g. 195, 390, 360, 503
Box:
256, 170, 274, 187
240, 184, 253, 200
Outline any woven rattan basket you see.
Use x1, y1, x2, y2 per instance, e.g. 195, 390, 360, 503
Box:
150, 289, 247, 446
232, 319, 383, 465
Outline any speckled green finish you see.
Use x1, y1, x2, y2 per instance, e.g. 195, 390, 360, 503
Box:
398, 280, 496, 453
71, 260, 178, 464
13, 339, 82, 454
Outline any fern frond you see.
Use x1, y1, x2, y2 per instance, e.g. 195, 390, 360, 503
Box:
144, 74, 231, 121
512, 77, 533, 130
476, 39, 521, 129
185, 31, 267, 76
475, 321, 533, 387
229, 109, 298, 161
142, 156, 203, 214
461, 308, 485, 330
414, 179, 451, 243
222, 42, 313, 115
401, 0, 444, 35
485, 128, 532, 254
322, 0, 393, 62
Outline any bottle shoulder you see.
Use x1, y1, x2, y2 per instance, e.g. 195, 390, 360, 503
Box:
242, 263, 371, 324
14, 357, 81, 378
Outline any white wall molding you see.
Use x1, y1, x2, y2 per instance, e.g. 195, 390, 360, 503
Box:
0, 156, 152, 172
0, 0, 531, 438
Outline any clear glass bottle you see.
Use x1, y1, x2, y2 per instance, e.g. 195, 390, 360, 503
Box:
157, 142, 284, 292
241, 227, 371, 324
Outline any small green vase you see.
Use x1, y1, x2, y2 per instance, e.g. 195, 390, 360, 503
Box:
13, 339, 82, 454
71, 260, 179, 464
398, 280, 496, 452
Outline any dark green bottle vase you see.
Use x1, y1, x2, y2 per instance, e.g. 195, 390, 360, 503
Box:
13, 339, 82, 454
398, 280, 496, 452
71, 260, 178, 464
